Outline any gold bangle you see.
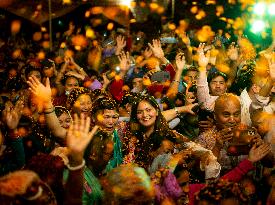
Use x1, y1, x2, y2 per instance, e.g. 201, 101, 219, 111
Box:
172, 80, 180, 83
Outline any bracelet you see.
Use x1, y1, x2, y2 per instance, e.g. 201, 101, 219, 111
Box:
66, 159, 85, 171
174, 107, 180, 117
44, 108, 55, 114
163, 60, 170, 67
172, 80, 180, 83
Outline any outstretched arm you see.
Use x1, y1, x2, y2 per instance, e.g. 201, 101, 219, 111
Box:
64, 114, 98, 205
166, 52, 185, 99
27, 76, 67, 139
196, 43, 215, 110
221, 143, 271, 182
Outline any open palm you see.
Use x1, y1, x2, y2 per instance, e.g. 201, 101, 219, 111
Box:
27, 76, 52, 104
67, 114, 98, 158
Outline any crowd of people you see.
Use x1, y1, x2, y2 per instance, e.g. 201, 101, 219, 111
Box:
0, 17, 274, 205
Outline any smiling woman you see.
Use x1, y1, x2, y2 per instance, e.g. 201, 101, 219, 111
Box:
124, 95, 221, 182
127, 95, 186, 169
67, 87, 93, 118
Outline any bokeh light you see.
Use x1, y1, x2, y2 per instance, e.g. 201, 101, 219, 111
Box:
268, 3, 275, 16
253, 2, 266, 16
120, 0, 132, 7
250, 19, 265, 33
11, 20, 21, 34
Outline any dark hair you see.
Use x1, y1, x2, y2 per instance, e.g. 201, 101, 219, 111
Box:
61, 75, 80, 87
66, 87, 92, 110
40, 59, 54, 69
130, 95, 168, 134
120, 92, 141, 108
6, 77, 22, 91
130, 95, 179, 152
195, 179, 249, 205
207, 67, 228, 83
173, 163, 189, 179
91, 97, 118, 116
182, 65, 199, 77
55, 106, 71, 118
6, 62, 19, 71
229, 61, 255, 95
91, 89, 112, 102
24, 64, 41, 79
160, 96, 174, 110
84, 129, 113, 176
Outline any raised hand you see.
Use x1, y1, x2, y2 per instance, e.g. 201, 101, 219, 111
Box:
3, 99, 24, 130
27, 76, 52, 105
248, 143, 271, 163
148, 39, 165, 59
185, 82, 197, 105
175, 52, 186, 71
64, 56, 71, 65
168, 148, 192, 168
227, 42, 239, 61
47, 58, 56, 70
180, 32, 191, 46
215, 127, 234, 148
102, 72, 111, 90
118, 51, 131, 73
69, 56, 76, 64
143, 47, 153, 59
115, 35, 126, 55
199, 117, 214, 133
197, 43, 210, 68
179, 103, 199, 115
67, 113, 98, 164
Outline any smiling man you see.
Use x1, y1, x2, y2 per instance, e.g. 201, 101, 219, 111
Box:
214, 93, 241, 130
197, 66, 228, 111
195, 93, 256, 173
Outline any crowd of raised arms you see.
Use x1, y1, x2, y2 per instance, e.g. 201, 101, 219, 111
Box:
0, 20, 275, 205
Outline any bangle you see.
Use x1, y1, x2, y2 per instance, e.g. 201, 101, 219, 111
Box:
174, 107, 180, 117
44, 108, 55, 114
163, 60, 170, 66
172, 80, 180, 83
67, 159, 85, 171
